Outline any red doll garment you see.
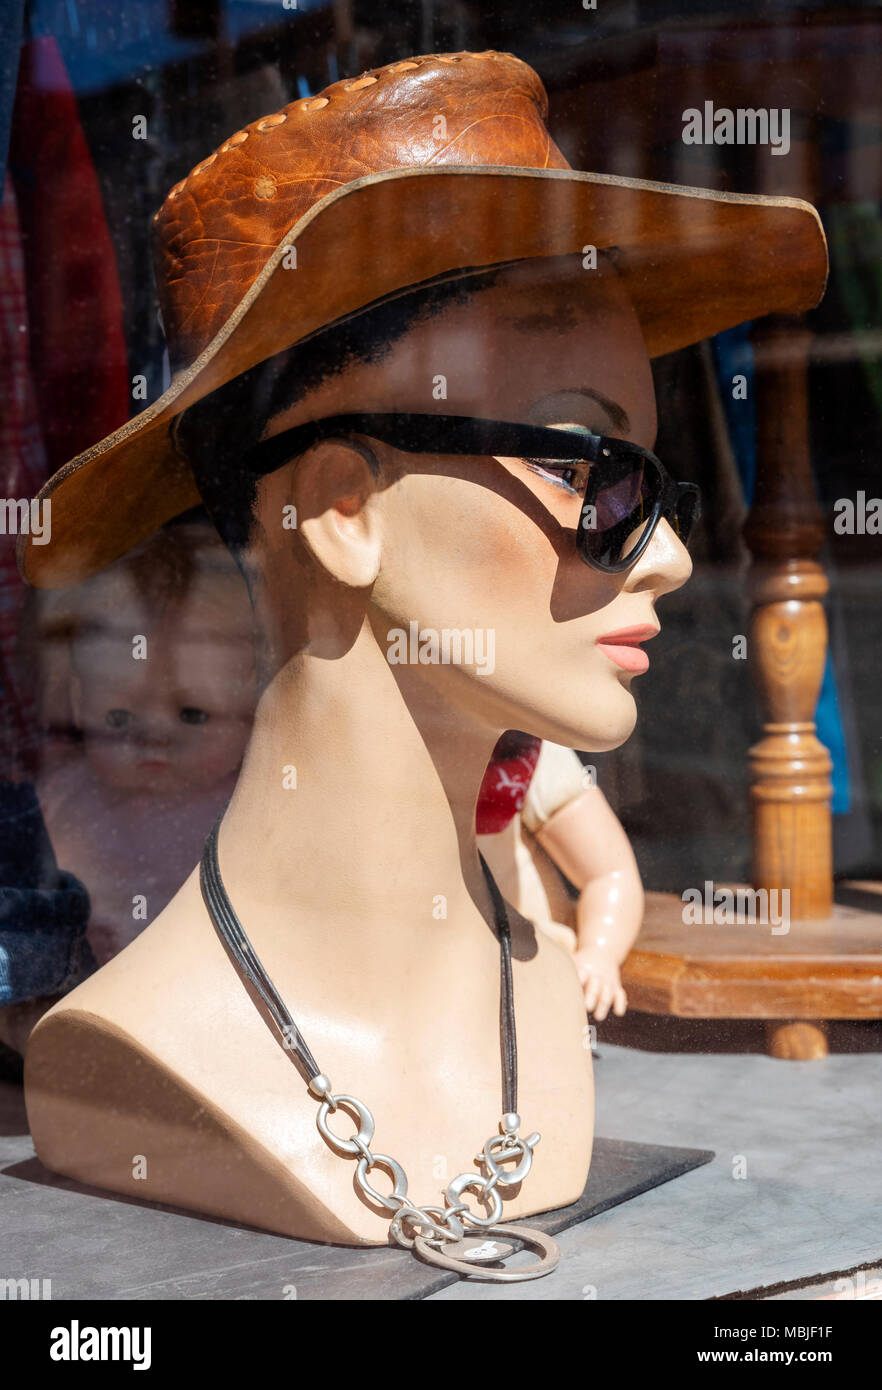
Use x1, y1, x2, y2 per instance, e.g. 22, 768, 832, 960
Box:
475, 731, 542, 835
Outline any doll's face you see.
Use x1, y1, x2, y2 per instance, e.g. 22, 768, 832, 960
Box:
72, 570, 256, 794
258, 256, 692, 753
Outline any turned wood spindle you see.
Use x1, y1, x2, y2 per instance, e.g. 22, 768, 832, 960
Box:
744, 314, 833, 920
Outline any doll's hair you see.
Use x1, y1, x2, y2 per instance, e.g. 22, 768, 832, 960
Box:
173, 263, 511, 558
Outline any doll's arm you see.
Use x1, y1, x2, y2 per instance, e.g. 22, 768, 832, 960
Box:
532, 780, 644, 1020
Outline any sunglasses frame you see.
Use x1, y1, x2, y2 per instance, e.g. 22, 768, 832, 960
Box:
242, 413, 701, 574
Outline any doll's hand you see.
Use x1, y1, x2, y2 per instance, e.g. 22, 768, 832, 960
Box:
573, 947, 627, 1021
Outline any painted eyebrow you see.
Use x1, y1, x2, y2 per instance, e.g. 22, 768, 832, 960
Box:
528, 388, 630, 435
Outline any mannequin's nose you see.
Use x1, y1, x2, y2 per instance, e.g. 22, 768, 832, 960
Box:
624, 516, 693, 598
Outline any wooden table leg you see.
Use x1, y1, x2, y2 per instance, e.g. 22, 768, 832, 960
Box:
745, 314, 833, 920
765, 1020, 829, 1060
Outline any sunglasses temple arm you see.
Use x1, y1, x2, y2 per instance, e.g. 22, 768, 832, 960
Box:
247, 416, 605, 475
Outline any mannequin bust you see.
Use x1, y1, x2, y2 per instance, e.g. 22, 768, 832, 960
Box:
25, 253, 692, 1243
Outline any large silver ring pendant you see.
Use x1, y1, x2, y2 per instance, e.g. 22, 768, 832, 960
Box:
412, 1223, 560, 1282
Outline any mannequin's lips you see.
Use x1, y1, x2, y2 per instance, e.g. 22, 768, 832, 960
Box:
595, 623, 659, 674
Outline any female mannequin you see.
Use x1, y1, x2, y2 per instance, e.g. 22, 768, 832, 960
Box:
25, 253, 692, 1243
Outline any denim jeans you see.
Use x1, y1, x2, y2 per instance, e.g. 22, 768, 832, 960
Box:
0, 781, 95, 1006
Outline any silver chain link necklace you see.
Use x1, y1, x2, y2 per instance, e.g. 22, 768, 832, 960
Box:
200, 819, 561, 1282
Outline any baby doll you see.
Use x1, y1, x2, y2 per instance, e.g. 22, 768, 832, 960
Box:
477, 733, 644, 1021
35, 518, 257, 965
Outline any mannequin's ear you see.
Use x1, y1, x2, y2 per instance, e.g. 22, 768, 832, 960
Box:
291, 439, 383, 588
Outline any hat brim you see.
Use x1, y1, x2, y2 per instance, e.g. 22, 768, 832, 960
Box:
20, 164, 827, 588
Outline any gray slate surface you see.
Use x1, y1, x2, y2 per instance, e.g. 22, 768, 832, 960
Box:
0, 1079, 710, 1299
430, 1039, 882, 1300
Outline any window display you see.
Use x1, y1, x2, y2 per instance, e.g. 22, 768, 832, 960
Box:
1, 0, 881, 1336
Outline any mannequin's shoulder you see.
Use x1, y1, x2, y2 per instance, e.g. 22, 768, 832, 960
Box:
24, 869, 250, 1197
28, 868, 219, 1058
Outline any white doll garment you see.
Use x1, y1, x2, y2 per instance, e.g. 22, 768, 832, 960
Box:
521, 740, 589, 834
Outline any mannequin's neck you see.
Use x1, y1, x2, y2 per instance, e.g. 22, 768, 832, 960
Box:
218, 620, 502, 944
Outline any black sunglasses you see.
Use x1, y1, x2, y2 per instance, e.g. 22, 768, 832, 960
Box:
242, 413, 701, 575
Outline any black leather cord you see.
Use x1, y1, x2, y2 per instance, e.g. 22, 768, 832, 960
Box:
200, 819, 518, 1115
479, 851, 518, 1116
200, 819, 321, 1079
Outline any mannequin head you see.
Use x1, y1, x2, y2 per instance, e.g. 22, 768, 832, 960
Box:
177, 254, 692, 757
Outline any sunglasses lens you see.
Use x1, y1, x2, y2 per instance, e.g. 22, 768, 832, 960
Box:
674, 489, 699, 545
580, 446, 660, 569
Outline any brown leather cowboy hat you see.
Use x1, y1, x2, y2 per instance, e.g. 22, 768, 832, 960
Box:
20, 49, 827, 589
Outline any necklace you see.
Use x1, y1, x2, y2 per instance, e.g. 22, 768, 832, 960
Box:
200, 819, 561, 1282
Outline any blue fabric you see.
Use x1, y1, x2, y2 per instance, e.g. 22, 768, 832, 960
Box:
24, 0, 330, 96
711, 325, 851, 814
711, 323, 757, 501
0, 0, 25, 177
816, 650, 851, 814
0, 782, 94, 1005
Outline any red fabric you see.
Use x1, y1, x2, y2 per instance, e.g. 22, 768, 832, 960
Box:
475, 732, 541, 835
1, 37, 129, 777
8, 36, 129, 475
